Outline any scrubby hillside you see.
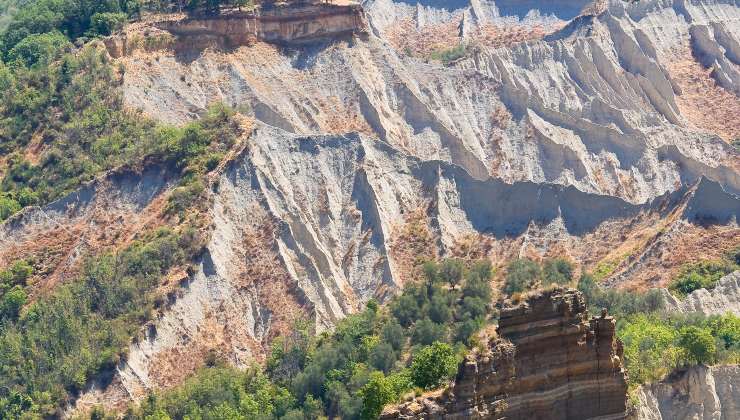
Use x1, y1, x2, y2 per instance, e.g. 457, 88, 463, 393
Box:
0, 0, 738, 418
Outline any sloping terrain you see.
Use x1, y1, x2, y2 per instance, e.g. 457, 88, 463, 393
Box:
0, 164, 178, 295
2, 0, 738, 415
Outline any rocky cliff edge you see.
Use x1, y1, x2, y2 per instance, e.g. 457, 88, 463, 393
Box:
381, 288, 629, 420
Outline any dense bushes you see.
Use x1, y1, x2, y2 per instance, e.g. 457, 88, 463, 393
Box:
577, 273, 740, 387
409, 342, 457, 390
0, 0, 139, 57
669, 259, 737, 296
503, 257, 574, 295
618, 313, 739, 385
137, 367, 296, 420
0, 227, 205, 417
128, 260, 494, 420
0, 42, 240, 222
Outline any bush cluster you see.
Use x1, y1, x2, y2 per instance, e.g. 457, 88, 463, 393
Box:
503, 257, 574, 295
668, 259, 737, 296
123, 260, 494, 420
0, 227, 205, 417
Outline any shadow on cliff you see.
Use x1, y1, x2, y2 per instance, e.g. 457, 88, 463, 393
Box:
415, 160, 739, 238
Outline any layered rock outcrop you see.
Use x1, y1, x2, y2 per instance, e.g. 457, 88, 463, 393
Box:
382, 288, 629, 419
158, 3, 367, 48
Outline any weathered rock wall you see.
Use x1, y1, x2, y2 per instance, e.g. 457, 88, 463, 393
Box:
158, 3, 367, 48
117, 0, 740, 205
637, 365, 740, 420
382, 288, 629, 419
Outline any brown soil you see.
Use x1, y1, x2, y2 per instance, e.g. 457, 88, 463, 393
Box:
388, 206, 439, 286
386, 17, 562, 60
667, 49, 740, 143
0, 177, 172, 298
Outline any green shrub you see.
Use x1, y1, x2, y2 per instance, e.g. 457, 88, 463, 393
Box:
0, 228, 202, 416
577, 274, 664, 317
0, 259, 33, 290
359, 371, 395, 420
543, 258, 574, 286
430, 43, 467, 65
0, 285, 26, 319
137, 367, 294, 420
504, 258, 541, 294
410, 342, 458, 390
0, 195, 20, 220
619, 314, 681, 385
165, 178, 205, 215
7, 30, 69, 67
381, 320, 405, 351
411, 317, 447, 346
87, 12, 127, 37
669, 261, 735, 296
679, 326, 717, 365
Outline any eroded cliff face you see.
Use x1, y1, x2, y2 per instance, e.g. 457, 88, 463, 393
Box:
11, 0, 738, 413
158, 3, 367, 48
660, 270, 740, 316
114, 0, 740, 201
637, 365, 740, 420
105, 0, 740, 291
382, 288, 628, 419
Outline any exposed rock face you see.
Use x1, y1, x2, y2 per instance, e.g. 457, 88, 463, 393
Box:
38, 0, 740, 412
660, 270, 740, 316
63, 120, 737, 411
116, 0, 740, 203
158, 3, 367, 48
382, 288, 629, 419
637, 365, 740, 420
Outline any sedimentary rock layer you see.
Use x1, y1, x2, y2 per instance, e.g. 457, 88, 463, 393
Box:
159, 3, 367, 48
382, 288, 629, 419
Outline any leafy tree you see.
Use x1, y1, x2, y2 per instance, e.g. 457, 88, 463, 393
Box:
669, 261, 735, 296
504, 258, 541, 294
391, 292, 422, 327
460, 296, 487, 320
455, 317, 483, 345
680, 326, 717, 365
87, 11, 127, 36
0, 285, 26, 319
439, 259, 464, 289
461, 263, 492, 301
369, 342, 397, 374
619, 314, 680, 384
708, 313, 740, 350
380, 319, 405, 351
0, 195, 20, 220
7, 29, 70, 67
359, 372, 395, 420
428, 292, 452, 324
410, 342, 458, 390
412, 317, 447, 346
